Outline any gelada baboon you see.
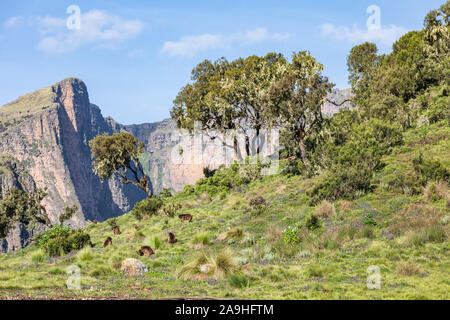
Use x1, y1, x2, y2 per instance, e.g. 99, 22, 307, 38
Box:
178, 214, 193, 222
135, 225, 141, 231
103, 237, 112, 248
137, 246, 154, 257
112, 226, 121, 235
168, 232, 177, 244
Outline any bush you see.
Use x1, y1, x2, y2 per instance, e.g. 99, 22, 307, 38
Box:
308, 166, 374, 203
248, 195, 267, 215
362, 213, 378, 226
107, 218, 118, 228
35, 224, 91, 257
133, 197, 163, 220
282, 225, 300, 244
159, 188, 173, 198
413, 153, 449, 185
160, 202, 181, 217
305, 214, 321, 231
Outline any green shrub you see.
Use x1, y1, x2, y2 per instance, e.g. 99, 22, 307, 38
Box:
159, 188, 173, 198
248, 195, 267, 215
305, 214, 321, 230
133, 197, 163, 220
412, 153, 449, 185
35, 224, 91, 257
282, 225, 300, 244
107, 218, 118, 228
310, 166, 374, 203
362, 213, 378, 226
160, 202, 182, 217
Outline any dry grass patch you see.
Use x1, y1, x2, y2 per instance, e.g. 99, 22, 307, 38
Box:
177, 248, 238, 280
338, 200, 353, 213
315, 200, 336, 219
423, 181, 449, 203
396, 261, 422, 276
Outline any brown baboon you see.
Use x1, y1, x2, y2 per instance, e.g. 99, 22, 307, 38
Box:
103, 237, 112, 248
168, 232, 177, 244
178, 214, 193, 222
135, 225, 141, 231
137, 246, 154, 257
93, 220, 98, 224
112, 226, 121, 235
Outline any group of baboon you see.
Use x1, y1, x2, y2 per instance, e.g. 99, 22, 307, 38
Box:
98, 213, 194, 257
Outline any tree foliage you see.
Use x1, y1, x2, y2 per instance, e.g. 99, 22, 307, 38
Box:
89, 131, 153, 198
0, 187, 50, 238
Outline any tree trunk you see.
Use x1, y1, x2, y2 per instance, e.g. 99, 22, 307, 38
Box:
298, 136, 310, 165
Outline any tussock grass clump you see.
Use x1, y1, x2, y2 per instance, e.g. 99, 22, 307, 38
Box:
110, 255, 123, 270
228, 274, 250, 288
315, 200, 336, 219
78, 248, 93, 262
198, 192, 212, 202
177, 248, 238, 280
90, 266, 113, 277
218, 227, 245, 242
31, 250, 45, 264
396, 261, 422, 276
338, 200, 353, 213
423, 181, 449, 202
149, 236, 162, 249
267, 225, 282, 242
191, 232, 211, 245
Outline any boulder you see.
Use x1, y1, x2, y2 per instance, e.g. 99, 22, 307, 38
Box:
121, 258, 149, 276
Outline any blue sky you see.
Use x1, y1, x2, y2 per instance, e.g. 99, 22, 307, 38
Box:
0, 0, 445, 124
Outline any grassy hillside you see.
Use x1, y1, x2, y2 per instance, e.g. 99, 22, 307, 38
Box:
0, 85, 58, 134
0, 120, 448, 300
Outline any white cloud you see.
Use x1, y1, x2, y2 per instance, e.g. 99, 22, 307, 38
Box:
3, 16, 23, 28
162, 28, 290, 57
34, 10, 144, 54
320, 23, 408, 46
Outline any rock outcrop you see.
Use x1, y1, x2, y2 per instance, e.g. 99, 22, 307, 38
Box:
0, 78, 147, 251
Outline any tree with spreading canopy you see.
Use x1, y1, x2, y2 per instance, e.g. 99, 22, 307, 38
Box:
264, 51, 334, 164
0, 187, 51, 238
89, 131, 153, 198
171, 53, 287, 158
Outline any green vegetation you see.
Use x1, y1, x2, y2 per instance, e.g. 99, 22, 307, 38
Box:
0, 2, 448, 300
89, 131, 153, 197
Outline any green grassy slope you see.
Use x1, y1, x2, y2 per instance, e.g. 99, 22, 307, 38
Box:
0, 121, 448, 300
0, 84, 59, 133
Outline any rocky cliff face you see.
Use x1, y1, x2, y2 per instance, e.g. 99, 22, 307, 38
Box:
0, 78, 146, 251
